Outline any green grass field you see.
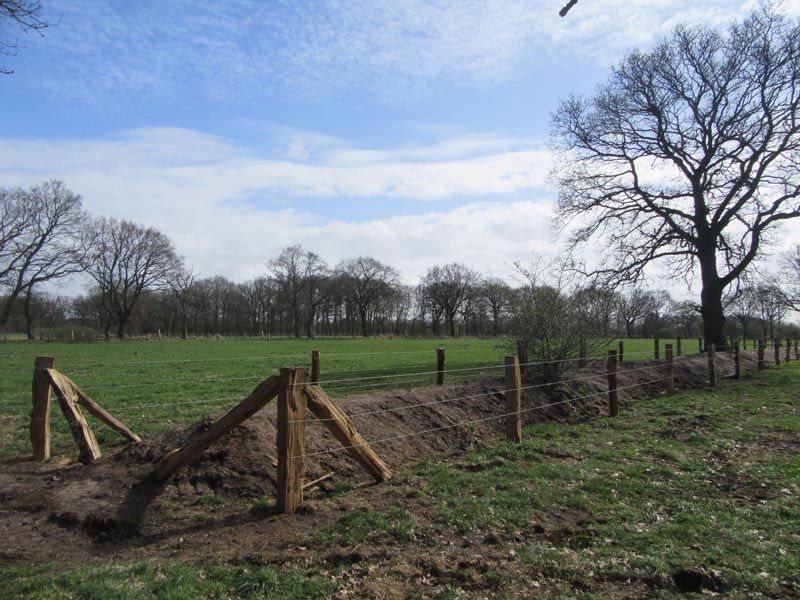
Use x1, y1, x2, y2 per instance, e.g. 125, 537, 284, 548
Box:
1, 354, 797, 598
0, 336, 700, 459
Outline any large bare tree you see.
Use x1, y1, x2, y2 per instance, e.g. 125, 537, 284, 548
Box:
0, 180, 86, 326
552, 4, 800, 349
83, 217, 181, 339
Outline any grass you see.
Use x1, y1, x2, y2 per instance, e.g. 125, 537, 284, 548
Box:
413, 364, 800, 596
0, 344, 795, 597
0, 562, 334, 599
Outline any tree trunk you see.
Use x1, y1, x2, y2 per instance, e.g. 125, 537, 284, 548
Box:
117, 312, 130, 339
359, 308, 368, 338
23, 290, 35, 340
698, 249, 727, 350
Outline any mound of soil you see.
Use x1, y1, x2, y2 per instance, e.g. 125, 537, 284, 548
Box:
0, 351, 750, 565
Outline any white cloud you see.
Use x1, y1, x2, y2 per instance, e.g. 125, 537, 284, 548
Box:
0, 127, 556, 284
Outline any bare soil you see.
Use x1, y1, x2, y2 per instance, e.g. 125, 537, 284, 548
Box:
0, 352, 752, 596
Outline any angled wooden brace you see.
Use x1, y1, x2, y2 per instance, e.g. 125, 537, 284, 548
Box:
152, 375, 281, 481
304, 385, 392, 482
45, 369, 102, 464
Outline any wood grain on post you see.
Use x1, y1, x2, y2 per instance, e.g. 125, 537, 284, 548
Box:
665, 344, 674, 394
311, 350, 320, 384
607, 350, 619, 417
516, 340, 527, 378
277, 367, 307, 514
153, 375, 280, 481
436, 348, 446, 385
734, 341, 740, 380
305, 385, 391, 481
618, 340, 624, 364
654, 337, 660, 360
757, 339, 765, 371
676, 336, 682, 357
707, 344, 716, 387
47, 370, 101, 464
774, 339, 780, 365
31, 356, 55, 462
47, 370, 141, 443
504, 356, 522, 443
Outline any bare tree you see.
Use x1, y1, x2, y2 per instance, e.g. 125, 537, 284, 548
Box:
422, 263, 478, 337
0, 180, 86, 326
481, 277, 512, 337
729, 286, 760, 339
82, 217, 181, 339
552, 4, 800, 350
755, 281, 787, 338
169, 265, 195, 339
269, 245, 329, 338
1, 1, 51, 74
338, 256, 400, 337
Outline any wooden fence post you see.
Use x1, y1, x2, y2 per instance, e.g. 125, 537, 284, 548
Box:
654, 337, 660, 360
31, 356, 55, 462
699, 337, 704, 353
707, 344, 716, 387
578, 339, 587, 368
676, 336, 682, 357
504, 356, 522, 443
786, 337, 791, 363
618, 340, 624, 364
742, 337, 747, 351
607, 350, 619, 417
795, 337, 799, 360
310, 350, 320, 384
436, 348, 446, 385
774, 338, 780, 365
757, 339, 765, 371
516, 340, 527, 379
665, 344, 674, 394
733, 340, 740, 380
277, 367, 308, 514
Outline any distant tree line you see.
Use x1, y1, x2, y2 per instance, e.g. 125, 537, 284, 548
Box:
2, 180, 799, 342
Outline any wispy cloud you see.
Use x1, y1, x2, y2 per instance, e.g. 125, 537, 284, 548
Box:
22, 0, 795, 106
0, 127, 552, 202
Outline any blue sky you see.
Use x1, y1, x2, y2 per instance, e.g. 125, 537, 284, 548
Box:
3, 0, 799, 285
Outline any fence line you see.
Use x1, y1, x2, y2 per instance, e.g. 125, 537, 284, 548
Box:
294, 376, 672, 460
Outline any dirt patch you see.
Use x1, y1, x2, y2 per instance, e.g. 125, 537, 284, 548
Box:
657, 414, 713, 441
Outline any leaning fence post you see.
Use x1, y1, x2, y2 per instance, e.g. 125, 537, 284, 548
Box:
654, 337, 660, 360
618, 340, 624, 364
436, 348, 446, 385
277, 367, 308, 514
676, 336, 682, 356
707, 344, 717, 387
665, 344, 674, 394
504, 356, 522, 443
757, 339, 765, 371
310, 350, 320, 384
578, 339, 587, 368
31, 356, 55, 462
607, 350, 619, 417
516, 340, 527, 379
774, 338, 781, 366
786, 337, 791, 363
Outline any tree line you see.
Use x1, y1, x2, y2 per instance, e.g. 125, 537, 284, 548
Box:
2, 180, 797, 342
